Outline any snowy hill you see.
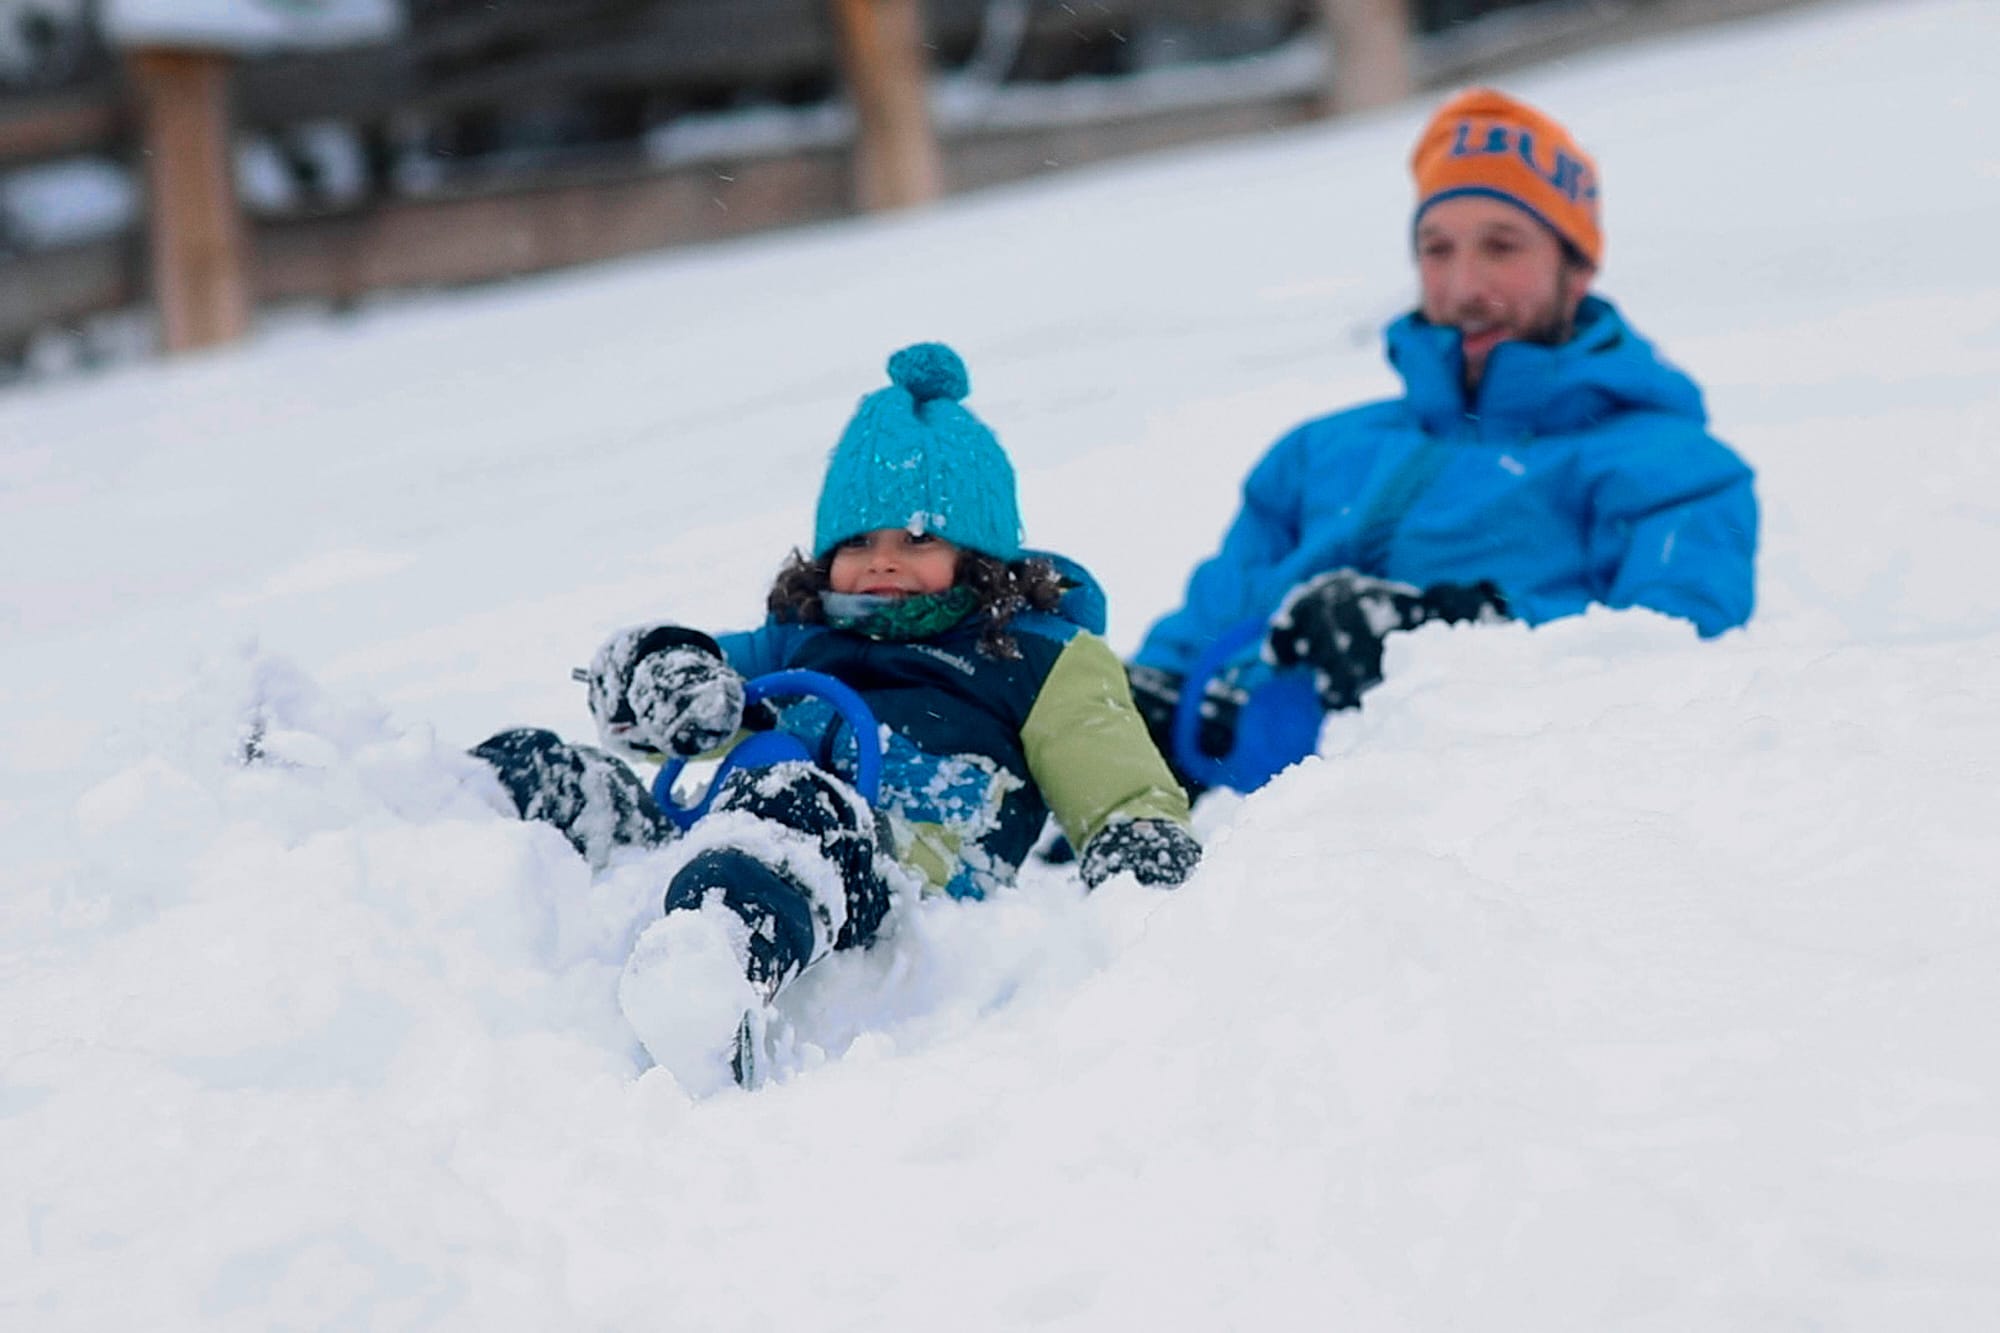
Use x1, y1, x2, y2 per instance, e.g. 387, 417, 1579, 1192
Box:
5, 0, 2000, 1326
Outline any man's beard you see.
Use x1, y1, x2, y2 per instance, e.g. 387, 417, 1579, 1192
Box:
1454, 268, 1583, 392
1519, 297, 1578, 349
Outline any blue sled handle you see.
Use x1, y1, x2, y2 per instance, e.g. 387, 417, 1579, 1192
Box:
651, 668, 883, 832
1172, 616, 1323, 794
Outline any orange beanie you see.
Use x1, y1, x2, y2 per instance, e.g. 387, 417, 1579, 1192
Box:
1410, 88, 1603, 268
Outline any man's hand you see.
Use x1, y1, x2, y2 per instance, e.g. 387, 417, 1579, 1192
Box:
1267, 569, 1510, 710
1266, 570, 1423, 710
1415, 580, 1510, 626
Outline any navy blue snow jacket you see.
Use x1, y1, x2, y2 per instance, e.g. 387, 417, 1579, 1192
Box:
714, 564, 1186, 900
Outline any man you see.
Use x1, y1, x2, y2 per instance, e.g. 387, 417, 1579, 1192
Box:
1128, 87, 1758, 790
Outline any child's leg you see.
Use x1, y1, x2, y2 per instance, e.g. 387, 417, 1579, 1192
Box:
472, 727, 671, 867
661, 761, 892, 986
623, 762, 891, 1092
662, 850, 821, 999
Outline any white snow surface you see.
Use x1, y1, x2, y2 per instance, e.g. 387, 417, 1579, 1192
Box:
102, 0, 400, 52
5, 0, 2000, 1326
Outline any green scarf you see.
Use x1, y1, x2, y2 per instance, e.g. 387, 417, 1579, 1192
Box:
821, 587, 979, 642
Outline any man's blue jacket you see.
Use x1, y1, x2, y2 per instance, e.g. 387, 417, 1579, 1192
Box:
1134, 296, 1758, 677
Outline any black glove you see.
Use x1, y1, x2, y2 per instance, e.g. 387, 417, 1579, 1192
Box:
626, 648, 747, 757
1079, 817, 1202, 890
1413, 579, 1510, 626
472, 726, 672, 865
585, 624, 745, 758
1127, 663, 1243, 762
1267, 569, 1511, 710
1266, 570, 1422, 710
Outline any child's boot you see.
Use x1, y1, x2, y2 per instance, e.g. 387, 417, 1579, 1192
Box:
699, 760, 892, 953
618, 885, 782, 1097
618, 762, 890, 1093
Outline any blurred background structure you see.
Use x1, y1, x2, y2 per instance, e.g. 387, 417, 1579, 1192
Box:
0, 0, 1819, 383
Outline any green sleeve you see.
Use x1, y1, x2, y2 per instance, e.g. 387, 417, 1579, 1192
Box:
1021, 633, 1192, 849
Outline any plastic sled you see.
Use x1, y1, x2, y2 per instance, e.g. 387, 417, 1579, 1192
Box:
1171, 616, 1324, 794
649, 669, 884, 832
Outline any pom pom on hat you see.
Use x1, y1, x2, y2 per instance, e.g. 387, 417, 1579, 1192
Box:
813, 342, 1024, 561
887, 342, 970, 404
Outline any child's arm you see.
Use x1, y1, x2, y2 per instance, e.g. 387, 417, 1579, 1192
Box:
713, 621, 811, 679
1021, 634, 1200, 888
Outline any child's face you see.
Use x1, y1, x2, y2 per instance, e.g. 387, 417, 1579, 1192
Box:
828, 528, 960, 598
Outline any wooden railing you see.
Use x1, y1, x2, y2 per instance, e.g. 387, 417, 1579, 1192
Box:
0, 0, 1821, 368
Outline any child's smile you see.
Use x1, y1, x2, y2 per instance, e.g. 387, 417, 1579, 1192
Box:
828, 528, 960, 598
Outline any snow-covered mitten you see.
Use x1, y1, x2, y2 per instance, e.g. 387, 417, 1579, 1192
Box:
472, 727, 671, 866
1414, 579, 1511, 626
624, 648, 746, 758
584, 623, 741, 758
1079, 817, 1202, 889
1266, 568, 1428, 710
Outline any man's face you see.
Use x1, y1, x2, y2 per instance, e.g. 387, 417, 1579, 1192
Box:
1415, 195, 1594, 391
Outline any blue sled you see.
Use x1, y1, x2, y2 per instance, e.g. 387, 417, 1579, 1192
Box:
651, 669, 884, 832
1170, 617, 1324, 794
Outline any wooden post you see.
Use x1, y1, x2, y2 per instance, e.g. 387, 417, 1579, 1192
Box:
828, 0, 944, 211
1318, 0, 1415, 115
129, 48, 252, 353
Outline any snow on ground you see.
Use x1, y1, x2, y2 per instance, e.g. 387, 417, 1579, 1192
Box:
100, 0, 401, 53
5, 0, 2000, 1326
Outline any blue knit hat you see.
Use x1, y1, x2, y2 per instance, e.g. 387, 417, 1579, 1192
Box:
812, 343, 1024, 561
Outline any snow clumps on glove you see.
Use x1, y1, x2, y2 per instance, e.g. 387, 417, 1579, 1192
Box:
626, 648, 746, 757
1266, 568, 1509, 712
586, 622, 740, 758
1079, 817, 1202, 890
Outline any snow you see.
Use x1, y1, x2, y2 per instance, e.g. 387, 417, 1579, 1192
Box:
5, 0, 2000, 1326
645, 40, 1327, 170
101, 0, 400, 53
620, 897, 764, 1099
0, 156, 137, 249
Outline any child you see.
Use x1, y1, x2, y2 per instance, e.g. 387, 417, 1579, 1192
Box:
476, 342, 1198, 1092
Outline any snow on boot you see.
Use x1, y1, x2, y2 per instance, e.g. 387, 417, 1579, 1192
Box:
624, 845, 822, 1093
472, 727, 670, 868
702, 761, 891, 952
662, 848, 821, 999
619, 762, 893, 1092
618, 900, 766, 1098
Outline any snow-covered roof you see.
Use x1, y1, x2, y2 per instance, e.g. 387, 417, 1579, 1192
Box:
101, 0, 402, 54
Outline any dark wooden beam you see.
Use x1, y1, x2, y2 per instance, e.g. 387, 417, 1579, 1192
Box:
1318, 0, 1413, 113
0, 84, 124, 165
829, 0, 943, 211
229, 0, 1271, 129
233, 0, 843, 127
128, 49, 252, 352
252, 149, 850, 300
